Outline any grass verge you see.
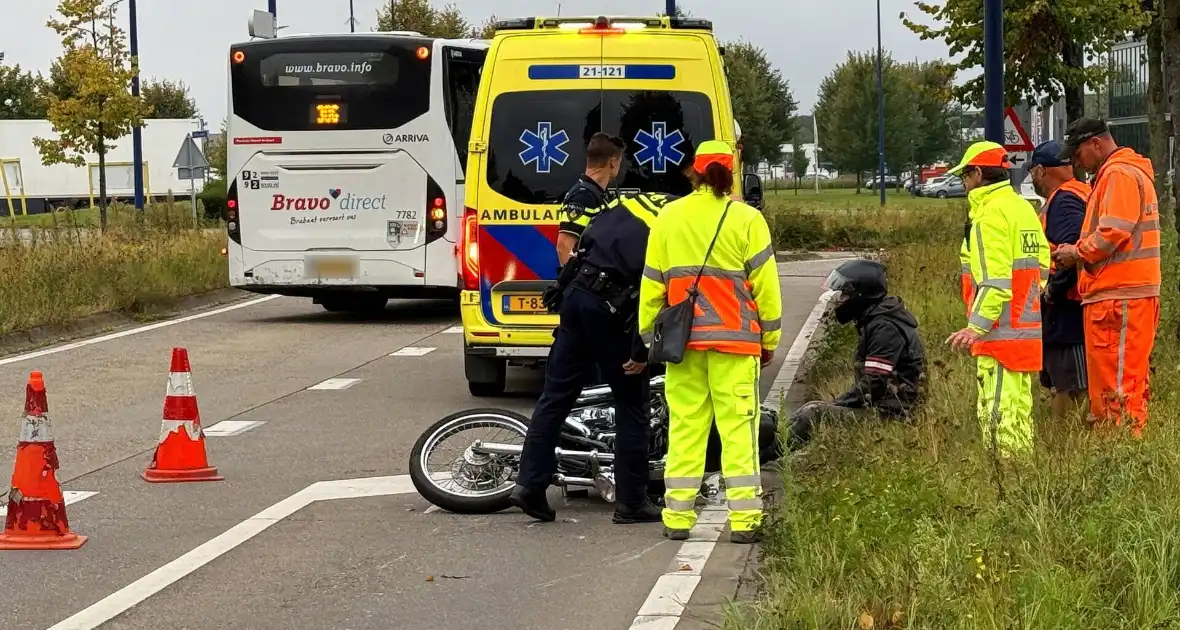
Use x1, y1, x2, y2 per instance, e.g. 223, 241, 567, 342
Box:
0, 221, 227, 335
726, 204, 1180, 629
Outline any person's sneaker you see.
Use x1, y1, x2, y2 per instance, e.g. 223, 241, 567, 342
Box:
508, 485, 556, 522
663, 527, 690, 541
613, 500, 662, 524
730, 530, 762, 544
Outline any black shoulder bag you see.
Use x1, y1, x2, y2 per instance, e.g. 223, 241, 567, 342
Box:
648, 200, 733, 365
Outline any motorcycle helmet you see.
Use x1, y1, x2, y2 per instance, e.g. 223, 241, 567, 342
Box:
822, 259, 888, 323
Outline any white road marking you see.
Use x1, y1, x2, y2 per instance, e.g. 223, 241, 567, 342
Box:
442, 326, 464, 334
307, 378, 361, 390
628, 290, 835, 629
203, 420, 266, 437
423, 505, 442, 514
390, 346, 436, 357
46, 475, 416, 630
0, 490, 97, 518
0, 295, 281, 367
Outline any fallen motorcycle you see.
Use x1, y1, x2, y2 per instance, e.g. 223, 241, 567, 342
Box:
408, 374, 782, 514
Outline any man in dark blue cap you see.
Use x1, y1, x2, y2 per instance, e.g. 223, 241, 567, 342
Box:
1029, 139, 1090, 420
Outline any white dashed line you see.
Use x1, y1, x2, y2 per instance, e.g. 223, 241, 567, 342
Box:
442, 326, 464, 334
0, 490, 97, 518
203, 420, 267, 437
307, 378, 361, 391
390, 347, 436, 357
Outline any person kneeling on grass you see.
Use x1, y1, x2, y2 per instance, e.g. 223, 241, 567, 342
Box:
786, 259, 926, 448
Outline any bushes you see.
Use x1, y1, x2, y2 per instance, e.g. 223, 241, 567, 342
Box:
725, 215, 1180, 629
763, 195, 963, 250
0, 223, 227, 334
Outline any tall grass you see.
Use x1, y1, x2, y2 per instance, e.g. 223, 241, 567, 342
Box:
726, 204, 1180, 629
0, 213, 227, 335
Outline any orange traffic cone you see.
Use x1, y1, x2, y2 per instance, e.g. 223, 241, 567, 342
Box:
0, 371, 87, 550
142, 348, 223, 483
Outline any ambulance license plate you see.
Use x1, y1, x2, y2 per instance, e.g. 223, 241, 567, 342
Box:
502, 294, 547, 314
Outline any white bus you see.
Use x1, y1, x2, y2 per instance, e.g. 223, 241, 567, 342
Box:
225, 33, 488, 312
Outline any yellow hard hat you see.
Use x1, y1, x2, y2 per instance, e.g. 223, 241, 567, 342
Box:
693, 140, 733, 173
947, 141, 1011, 176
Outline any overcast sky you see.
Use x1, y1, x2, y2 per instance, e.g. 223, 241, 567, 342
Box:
2, 0, 950, 123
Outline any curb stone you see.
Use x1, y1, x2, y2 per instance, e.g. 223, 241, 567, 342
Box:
0, 287, 258, 358
674, 291, 841, 628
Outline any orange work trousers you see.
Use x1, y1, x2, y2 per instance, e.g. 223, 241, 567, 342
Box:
1083, 297, 1160, 436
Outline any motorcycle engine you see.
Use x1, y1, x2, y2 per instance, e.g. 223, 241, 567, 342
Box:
566, 390, 668, 458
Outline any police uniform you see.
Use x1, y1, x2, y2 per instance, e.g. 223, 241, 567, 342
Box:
556, 174, 614, 246
515, 192, 676, 522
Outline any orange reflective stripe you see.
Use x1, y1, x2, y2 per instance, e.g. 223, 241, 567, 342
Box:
665, 265, 764, 356
969, 260, 1043, 372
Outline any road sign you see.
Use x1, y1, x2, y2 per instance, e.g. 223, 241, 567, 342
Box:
1003, 106, 1034, 152
191, 129, 208, 139
173, 135, 210, 171
178, 167, 206, 180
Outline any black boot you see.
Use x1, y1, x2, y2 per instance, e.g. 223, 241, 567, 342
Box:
612, 500, 662, 524
509, 485, 555, 522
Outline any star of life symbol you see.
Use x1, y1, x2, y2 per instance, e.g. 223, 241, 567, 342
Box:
634, 122, 686, 174
519, 122, 570, 174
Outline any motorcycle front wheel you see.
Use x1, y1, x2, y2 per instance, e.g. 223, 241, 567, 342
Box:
408, 408, 529, 514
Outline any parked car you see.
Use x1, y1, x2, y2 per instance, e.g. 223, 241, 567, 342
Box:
922, 175, 966, 198
866, 175, 902, 190
916, 176, 947, 196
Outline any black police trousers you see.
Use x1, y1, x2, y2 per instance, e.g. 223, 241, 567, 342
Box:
516, 287, 650, 506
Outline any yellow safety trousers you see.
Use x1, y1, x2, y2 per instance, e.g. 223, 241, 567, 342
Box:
977, 355, 1035, 457
663, 349, 763, 532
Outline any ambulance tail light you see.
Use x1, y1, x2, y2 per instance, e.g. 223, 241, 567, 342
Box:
226, 179, 241, 245
459, 206, 480, 290
425, 174, 447, 244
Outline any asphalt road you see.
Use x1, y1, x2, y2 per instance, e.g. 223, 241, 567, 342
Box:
0, 258, 846, 630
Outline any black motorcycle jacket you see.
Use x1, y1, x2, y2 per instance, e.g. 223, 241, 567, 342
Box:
831, 296, 926, 416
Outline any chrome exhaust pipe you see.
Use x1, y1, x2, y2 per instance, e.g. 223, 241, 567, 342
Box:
554, 474, 596, 488
472, 441, 614, 463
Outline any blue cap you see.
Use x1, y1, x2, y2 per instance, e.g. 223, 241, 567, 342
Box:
1030, 140, 1071, 167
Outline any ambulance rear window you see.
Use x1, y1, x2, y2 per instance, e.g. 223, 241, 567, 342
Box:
486, 90, 716, 204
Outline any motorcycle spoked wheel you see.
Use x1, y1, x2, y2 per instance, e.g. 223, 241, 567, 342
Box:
409, 408, 530, 514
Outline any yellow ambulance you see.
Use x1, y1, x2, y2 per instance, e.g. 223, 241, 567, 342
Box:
458, 15, 764, 396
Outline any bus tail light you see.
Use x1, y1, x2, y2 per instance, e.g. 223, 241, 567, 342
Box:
425, 174, 447, 244
459, 206, 479, 290
226, 179, 241, 245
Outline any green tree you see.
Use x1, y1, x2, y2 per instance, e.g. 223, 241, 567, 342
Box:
724, 41, 797, 167
790, 143, 809, 194
34, 0, 153, 230
0, 65, 48, 119
141, 78, 198, 119
204, 118, 227, 179
813, 51, 911, 191
904, 0, 1149, 120
432, 3, 472, 38
471, 14, 498, 39
900, 60, 957, 172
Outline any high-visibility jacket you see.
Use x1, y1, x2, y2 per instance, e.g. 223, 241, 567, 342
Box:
639, 188, 782, 356
1038, 179, 1091, 302
958, 181, 1051, 373
1075, 148, 1161, 304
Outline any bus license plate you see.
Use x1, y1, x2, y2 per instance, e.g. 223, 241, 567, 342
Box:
502, 294, 547, 314
388, 220, 419, 245
306, 256, 358, 279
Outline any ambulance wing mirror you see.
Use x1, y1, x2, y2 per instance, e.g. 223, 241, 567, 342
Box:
742, 173, 764, 211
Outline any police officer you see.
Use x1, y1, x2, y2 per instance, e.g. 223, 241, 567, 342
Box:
555, 133, 624, 266
510, 137, 665, 526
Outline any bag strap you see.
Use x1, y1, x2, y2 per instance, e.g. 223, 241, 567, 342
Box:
688, 200, 733, 296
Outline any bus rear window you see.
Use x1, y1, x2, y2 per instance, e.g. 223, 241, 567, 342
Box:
231, 37, 432, 131
485, 90, 715, 204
